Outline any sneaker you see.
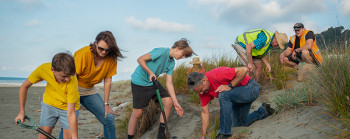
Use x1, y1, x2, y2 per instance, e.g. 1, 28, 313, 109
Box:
262, 102, 276, 115
215, 133, 232, 139
157, 132, 167, 139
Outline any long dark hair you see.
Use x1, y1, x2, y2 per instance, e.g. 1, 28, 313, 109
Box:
90, 31, 124, 60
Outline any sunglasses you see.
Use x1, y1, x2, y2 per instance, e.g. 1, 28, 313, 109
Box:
188, 81, 195, 85
97, 45, 111, 52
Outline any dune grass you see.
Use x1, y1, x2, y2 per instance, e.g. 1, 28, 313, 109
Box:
308, 47, 350, 137
274, 86, 314, 113
261, 49, 297, 89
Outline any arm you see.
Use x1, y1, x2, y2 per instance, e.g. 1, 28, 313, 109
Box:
261, 56, 271, 72
67, 103, 78, 139
200, 104, 209, 139
215, 67, 249, 93
280, 47, 293, 63
230, 67, 249, 86
15, 79, 33, 123
245, 42, 255, 72
165, 74, 183, 116
137, 53, 156, 81
295, 39, 313, 53
103, 77, 114, 117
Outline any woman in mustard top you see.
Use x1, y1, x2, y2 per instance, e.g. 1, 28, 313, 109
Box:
60, 31, 124, 139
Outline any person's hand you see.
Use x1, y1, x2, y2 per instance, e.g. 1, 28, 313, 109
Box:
292, 51, 297, 60
174, 102, 183, 116
280, 55, 284, 64
15, 112, 25, 124
104, 104, 114, 118
247, 63, 254, 72
149, 73, 156, 82
215, 85, 231, 93
266, 64, 271, 73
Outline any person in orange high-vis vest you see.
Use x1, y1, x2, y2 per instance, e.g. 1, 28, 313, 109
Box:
280, 23, 323, 67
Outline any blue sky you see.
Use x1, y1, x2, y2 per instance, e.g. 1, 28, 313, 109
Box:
0, 0, 349, 81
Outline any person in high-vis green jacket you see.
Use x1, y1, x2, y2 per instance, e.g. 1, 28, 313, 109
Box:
232, 29, 288, 82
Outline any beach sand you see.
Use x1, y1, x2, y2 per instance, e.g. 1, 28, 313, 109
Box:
0, 86, 103, 139
0, 81, 342, 139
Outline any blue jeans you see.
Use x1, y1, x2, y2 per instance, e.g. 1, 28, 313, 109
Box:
59, 93, 116, 139
218, 80, 269, 135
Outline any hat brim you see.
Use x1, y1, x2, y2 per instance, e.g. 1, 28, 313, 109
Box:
190, 61, 203, 64
294, 27, 302, 31
274, 31, 288, 50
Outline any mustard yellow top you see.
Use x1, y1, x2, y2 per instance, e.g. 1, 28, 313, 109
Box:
74, 46, 117, 90
28, 63, 80, 110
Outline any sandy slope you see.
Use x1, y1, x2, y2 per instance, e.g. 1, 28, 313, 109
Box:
1, 80, 342, 139
139, 81, 340, 139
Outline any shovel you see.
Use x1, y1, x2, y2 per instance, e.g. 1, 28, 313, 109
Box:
17, 115, 56, 139
152, 77, 171, 139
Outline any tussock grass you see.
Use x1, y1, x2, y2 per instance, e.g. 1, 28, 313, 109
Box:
207, 112, 220, 139
274, 87, 314, 113
262, 50, 297, 89
309, 48, 350, 137
202, 53, 242, 71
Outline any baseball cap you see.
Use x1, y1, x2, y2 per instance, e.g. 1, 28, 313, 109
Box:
187, 72, 204, 91
293, 22, 304, 31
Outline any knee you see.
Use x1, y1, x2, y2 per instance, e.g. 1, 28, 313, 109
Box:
131, 109, 143, 119
162, 98, 173, 107
106, 113, 115, 122
302, 49, 310, 55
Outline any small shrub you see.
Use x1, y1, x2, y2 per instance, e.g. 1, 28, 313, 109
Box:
274, 87, 312, 113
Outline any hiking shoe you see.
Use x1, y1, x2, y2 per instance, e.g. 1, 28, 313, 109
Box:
262, 102, 276, 115
157, 132, 167, 139
215, 133, 232, 139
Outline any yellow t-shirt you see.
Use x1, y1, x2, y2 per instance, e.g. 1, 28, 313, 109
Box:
28, 63, 80, 110
74, 46, 117, 90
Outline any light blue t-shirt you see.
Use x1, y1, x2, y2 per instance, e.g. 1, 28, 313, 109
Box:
131, 47, 175, 86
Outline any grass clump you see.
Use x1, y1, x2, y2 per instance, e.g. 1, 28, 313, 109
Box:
261, 49, 297, 90
309, 48, 350, 137
274, 87, 313, 113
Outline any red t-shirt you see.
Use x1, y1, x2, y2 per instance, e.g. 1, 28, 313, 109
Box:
198, 67, 252, 107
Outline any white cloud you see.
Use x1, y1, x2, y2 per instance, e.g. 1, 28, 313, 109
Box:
339, 0, 350, 17
15, 0, 42, 4
190, 0, 327, 27
19, 65, 36, 72
268, 20, 321, 37
25, 19, 41, 26
2, 66, 13, 71
125, 16, 195, 33
120, 67, 134, 73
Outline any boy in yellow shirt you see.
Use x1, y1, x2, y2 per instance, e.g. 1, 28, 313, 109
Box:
15, 52, 80, 139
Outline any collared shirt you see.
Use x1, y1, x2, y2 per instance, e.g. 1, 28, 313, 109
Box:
198, 67, 252, 107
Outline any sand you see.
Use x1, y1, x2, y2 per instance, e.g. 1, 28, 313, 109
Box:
0, 86, 104, 139
0, 81, 342, 139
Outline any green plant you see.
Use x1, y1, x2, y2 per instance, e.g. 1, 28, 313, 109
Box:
309, 48, 350, 137
274, 87, 312, 113
262, 49, 297, 90
189, 91, 201, 105
207, 112, 220, 139
202, 52, 242, 71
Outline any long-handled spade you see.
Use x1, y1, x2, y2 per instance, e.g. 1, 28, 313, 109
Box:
152, 77, 172, 139
17, 115, 56, 139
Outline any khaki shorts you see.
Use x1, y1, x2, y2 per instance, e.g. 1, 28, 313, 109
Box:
232, 44, 262, 66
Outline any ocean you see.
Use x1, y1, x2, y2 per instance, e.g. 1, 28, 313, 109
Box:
0, 77, 46, 86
